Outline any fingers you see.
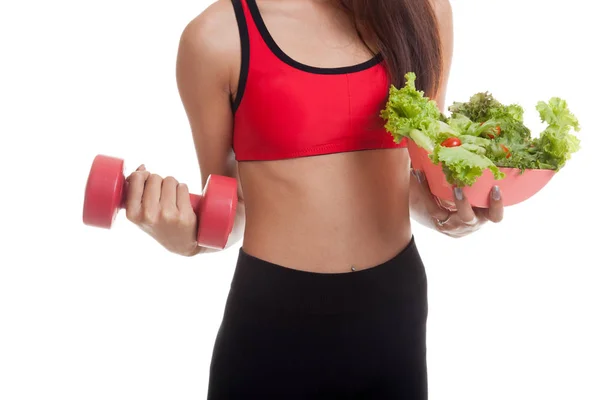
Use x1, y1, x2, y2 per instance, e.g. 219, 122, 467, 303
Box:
413, 169, 505, 236
155, 176, 179, 224
176, 183, 194, 214
452, 187, 478, 225
140, 174, 163, 223
160, 176, 178, 209
123, 165, 195, 240
412, 170, 451, 222
436, 197, 458, 212
456, 185, 504, 225
487, 185, 504, 223
125, 165, 150, 223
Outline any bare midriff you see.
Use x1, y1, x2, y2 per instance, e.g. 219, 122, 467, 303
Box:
238, 148, 413, 273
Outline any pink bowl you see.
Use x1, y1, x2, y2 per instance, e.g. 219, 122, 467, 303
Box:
407, 140, 556, 208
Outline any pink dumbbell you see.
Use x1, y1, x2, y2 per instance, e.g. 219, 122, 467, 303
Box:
82, 154, 237, 249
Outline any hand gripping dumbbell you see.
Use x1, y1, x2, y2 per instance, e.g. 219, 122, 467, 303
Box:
82, 154, 238, 249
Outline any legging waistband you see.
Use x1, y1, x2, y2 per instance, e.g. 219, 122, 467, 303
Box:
229, 236, 427, 315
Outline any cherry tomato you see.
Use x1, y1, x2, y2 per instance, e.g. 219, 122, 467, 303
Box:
486, 126, 502, 139
441, 137, 461, 147
501, 144, 511, 158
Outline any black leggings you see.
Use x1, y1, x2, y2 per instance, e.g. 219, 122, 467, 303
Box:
207, 236, 428, 399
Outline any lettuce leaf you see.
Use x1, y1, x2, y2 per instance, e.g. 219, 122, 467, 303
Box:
430, 146, 505, 187
380, 72, 443, 152
535, 97, 581, 170
449, 91, 532, 144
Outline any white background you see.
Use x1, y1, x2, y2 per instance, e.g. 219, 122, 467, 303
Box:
1, 0, 598, 399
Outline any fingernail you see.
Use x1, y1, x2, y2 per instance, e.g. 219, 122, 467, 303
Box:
491, 185, 501, 201
453, 187, 464, 201
137, 164, 146, 171
412, 169, 425, 184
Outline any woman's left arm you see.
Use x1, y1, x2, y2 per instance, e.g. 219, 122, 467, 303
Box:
408, 0, 504, 237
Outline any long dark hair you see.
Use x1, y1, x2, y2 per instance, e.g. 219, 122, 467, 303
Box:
340, 0, 443, 97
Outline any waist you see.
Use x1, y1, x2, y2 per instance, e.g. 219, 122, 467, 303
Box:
241, 182, 412, 271
229, 235, 427, 315
237, 148, 412, 271
242, 216, 413, 273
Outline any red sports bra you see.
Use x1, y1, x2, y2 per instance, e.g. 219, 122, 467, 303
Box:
230, 0, 407, 161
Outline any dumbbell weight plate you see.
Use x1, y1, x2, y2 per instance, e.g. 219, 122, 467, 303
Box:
82, 155, 126, 229
196, 175, 238, 249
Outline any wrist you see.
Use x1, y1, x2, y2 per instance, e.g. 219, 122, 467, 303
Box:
409, 200, 437, 231
183, 245, 203, 257
409, 175, 435, 229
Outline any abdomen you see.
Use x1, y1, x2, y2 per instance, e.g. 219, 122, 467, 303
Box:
238, 148, 413, 273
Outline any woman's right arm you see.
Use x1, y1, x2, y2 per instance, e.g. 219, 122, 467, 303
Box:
175, 1, 246, 255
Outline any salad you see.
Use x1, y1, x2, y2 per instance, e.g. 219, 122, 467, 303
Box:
380, 72, 581, 187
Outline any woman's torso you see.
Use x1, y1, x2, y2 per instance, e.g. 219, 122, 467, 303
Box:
230, 0, 413, 272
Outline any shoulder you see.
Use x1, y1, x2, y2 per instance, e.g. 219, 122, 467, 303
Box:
429, 0, 452, 20
180, 0, 239, 46
429, 0, 453, 32
428, 0, 454, 106
429, 0, 453, 39
177, 0, 241, 86
428, 0, 453, 59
